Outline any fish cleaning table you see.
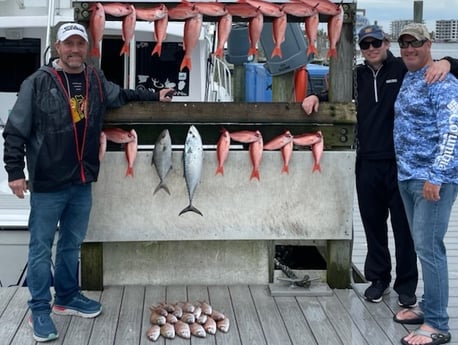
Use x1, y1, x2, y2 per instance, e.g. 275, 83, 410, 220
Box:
82, 102, 356, 290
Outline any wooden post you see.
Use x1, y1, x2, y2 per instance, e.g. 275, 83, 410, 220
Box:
232, 65, 246, 102
328, 22, 354, 102
326, 240, 352, 288
272, 71, 294, 102
81, 242, 103, 291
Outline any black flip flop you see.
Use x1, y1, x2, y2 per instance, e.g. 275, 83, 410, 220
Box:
401, 328, 451, 345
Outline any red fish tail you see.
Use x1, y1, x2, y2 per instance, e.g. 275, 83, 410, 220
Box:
180, 57, 192, 71
250, 169, 260, 181
271, 47, 282, 58
307, 45, 318, 56
90, 46, 100, 57
120, 43, 130, 56
326, 48, 337, 59
125, 167, 134, 177
215, 166, 224, 176
151, 44, 162, 57
281, 165, 289, 174
213, 48, 223, 58
247, 47, 258, 56
312, 163, 321, 173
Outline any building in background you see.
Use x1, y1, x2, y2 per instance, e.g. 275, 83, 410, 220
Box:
391, 20, 415, 40
436, 20, 458, 42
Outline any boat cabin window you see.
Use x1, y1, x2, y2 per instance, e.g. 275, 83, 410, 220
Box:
101, 39, 188, 96
0, 38, 40, 92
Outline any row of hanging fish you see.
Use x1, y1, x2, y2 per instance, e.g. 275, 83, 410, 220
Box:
216, 128, 324, 179
99, 126, 203, 217
99, 126, 323, 218
146, 300, 229, 341
88, 0, 344, 70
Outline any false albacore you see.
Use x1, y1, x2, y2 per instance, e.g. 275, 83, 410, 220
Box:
152, 129, 173, 195
179, 125, 203, 216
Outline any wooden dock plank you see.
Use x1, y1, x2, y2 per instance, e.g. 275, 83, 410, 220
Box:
228, 285, 267, 345
0, 285, 17, 317
88, 286, 123, 345
274, 296, 318, 345
333, 289, 393, 345
317, 291, 368, 345
207, 285, 241, 345
296, 296, 342, 345
114, 285, 145, 345
0, 286, 29, 344
250, 285, 293, 345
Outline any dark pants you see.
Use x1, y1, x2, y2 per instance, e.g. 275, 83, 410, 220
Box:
355, 159, 418, 296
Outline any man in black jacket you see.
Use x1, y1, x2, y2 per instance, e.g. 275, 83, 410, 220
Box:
3, 22, 173, 343
302, 25, 458, 308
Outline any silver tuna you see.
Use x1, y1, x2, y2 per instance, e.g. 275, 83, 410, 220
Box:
179, 125, 204, 216
152, 129, 173, 195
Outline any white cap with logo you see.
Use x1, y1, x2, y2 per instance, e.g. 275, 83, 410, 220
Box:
56, 23, 89, 42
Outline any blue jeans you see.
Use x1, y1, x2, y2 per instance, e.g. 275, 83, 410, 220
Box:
27, 184, 92, 313
398, 180, 458, 333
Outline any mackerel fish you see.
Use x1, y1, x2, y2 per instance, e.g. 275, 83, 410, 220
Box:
179, 125, 203, 216
152, 129, 173, 195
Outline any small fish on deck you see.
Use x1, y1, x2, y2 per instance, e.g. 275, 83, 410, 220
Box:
146, 324, 160, 341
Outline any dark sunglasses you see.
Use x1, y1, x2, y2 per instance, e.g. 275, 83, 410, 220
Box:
359, 39, 383, 50
398, 39, 427, 48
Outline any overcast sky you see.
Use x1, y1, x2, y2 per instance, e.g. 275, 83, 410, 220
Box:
356, 0, 457, 32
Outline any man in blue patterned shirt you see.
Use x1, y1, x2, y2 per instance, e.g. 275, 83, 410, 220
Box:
394, 22, 458, 345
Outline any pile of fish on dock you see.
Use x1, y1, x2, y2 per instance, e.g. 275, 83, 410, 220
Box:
99, 125, 324, 217
146, 300, 229, 341
88, 0, 344, 72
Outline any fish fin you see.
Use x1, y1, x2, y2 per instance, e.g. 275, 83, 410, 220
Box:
180, 57, 192, 71
250, 169, 260, 181
307, 45, 318, 56
326, 48, 337, 59
151, 44, 162, 57
271, 47, 282, 58
247, 47, 258, 56
215, 166, 224, 176
120, 43, 130, 56
213, 48, 223, 59
312, 164, 321, 173
179, 204, 203, 216
125, 167, 134, 177
154, 182, 171, 195
281, 165, 289, 174
90, 46, 100, 57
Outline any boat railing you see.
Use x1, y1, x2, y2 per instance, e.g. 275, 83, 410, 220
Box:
205, 55, 233, 102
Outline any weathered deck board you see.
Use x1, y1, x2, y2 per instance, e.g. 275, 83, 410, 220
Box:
208, 286, 241, 345
228, 285, 267, 345
3, 284, 458, 345
297, 296, 342, 345
319, 291, 368, 345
